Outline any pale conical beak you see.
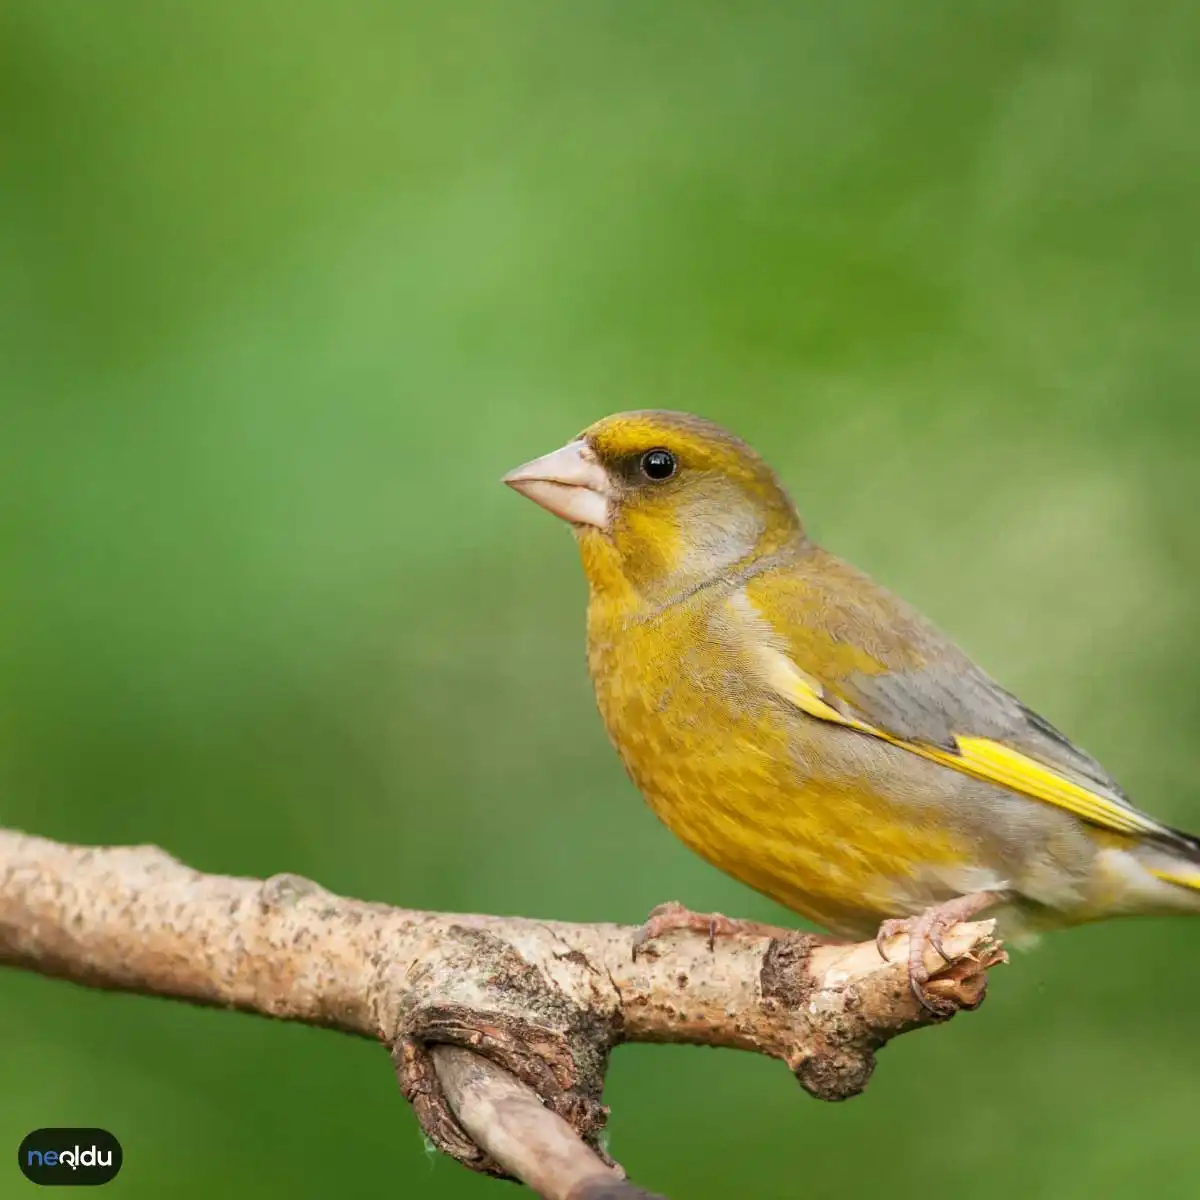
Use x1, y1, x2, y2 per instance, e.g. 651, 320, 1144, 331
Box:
502, 439, 610, 529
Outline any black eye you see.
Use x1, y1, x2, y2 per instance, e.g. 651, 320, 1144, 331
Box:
640, 448, 677, 480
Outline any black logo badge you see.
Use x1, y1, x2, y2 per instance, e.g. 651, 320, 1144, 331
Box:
18, 1130, 122, 1186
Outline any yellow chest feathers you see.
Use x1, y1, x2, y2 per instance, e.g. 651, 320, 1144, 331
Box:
587, 594, 784, 800
583, 589, 968, 933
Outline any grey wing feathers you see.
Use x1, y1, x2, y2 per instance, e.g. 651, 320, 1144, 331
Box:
835, 638, 1186, 843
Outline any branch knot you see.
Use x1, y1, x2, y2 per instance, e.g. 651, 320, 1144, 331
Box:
393, 1006, 610, 1177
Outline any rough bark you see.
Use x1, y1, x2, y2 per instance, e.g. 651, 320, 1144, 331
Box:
0, 828, 1005, 1198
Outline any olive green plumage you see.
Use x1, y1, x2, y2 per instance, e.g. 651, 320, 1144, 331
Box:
508, 409, 1200, 944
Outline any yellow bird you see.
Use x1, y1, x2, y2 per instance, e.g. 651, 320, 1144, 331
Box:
504, 410, 1200, 1008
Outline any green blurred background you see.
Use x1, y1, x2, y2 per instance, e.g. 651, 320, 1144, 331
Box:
3, 1, 1199, 1196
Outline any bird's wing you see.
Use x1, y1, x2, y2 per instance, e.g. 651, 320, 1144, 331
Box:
734, 552, 1182, 845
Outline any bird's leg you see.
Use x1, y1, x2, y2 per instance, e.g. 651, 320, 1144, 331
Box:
631, 900, 817, 959
876, 890, 1003, 1015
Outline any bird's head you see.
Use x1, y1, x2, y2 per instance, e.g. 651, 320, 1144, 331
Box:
503, 410, 803, 600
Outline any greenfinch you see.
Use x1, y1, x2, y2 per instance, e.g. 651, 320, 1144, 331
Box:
504, 410, 1200, 1008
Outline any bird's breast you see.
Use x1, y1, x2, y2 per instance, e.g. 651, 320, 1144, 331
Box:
585, 593, 972, 935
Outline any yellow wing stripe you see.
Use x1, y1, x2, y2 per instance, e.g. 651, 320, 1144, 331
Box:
912, 737, 1152, 836
1151, 866, 1200, 890
760, 645, 1163, 840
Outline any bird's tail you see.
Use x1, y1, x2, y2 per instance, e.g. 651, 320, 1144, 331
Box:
1141, 826, 1200, 901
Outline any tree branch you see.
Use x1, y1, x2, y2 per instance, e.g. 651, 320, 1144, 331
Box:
0, 828, 1005, 1197
432, 1047, 666, 1200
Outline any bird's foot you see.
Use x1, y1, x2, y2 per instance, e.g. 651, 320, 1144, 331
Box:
631, 901, 798, 960
875, 890, 1001, 1016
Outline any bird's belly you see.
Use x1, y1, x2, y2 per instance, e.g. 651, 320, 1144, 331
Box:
591, 639, 975, 936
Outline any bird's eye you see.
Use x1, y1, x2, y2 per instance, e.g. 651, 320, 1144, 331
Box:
640, 448, 677, 481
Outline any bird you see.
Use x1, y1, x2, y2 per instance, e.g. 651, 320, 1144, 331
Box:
502, 409, 1200, 1009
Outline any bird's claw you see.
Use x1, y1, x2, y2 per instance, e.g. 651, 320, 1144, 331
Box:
875, 917, 908, 963
927, 925, 953, 968
874, 891, 1000, 1016
631, 901, 793, 960
632, 902, 727, 959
